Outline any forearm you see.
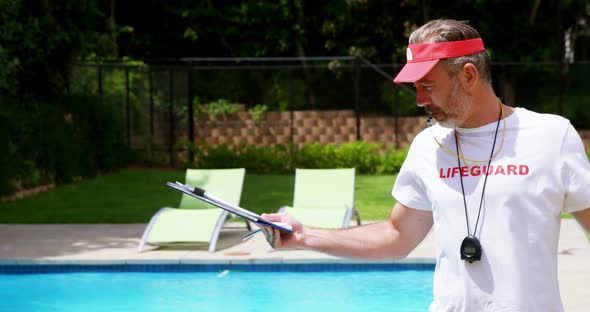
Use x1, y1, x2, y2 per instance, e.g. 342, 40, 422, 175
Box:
263, 203, 432, 260
573, 207, 590, 234
298, 221, 409, 260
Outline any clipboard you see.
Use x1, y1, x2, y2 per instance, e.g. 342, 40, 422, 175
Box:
166, 181, 293, 233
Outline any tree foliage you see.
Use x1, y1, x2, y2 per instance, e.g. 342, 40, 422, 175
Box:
0, 0, 110, 99
1, 0, 589, 196
1, 0, 589, 101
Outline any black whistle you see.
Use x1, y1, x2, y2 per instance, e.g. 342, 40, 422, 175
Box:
460, 235, 482, 263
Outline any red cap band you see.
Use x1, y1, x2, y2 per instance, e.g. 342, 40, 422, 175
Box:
394, 38, 485, 83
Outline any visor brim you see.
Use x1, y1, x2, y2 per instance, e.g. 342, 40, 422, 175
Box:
393, 60, 439, 84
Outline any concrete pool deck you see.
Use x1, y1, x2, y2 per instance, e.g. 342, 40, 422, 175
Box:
0, 219, 588, 310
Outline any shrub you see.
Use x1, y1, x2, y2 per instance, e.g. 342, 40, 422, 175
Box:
0, 94, 129, 197
59, 93, 129, 175
379, 144, 410, 174
333, 141, 381, 174
190, 143, 291, 173
248, 104, 268, 124
198, 99, 239, 120
292, 141, 402, 174
193, 143, 244, 169
0, 98, 74, 190
293, 143, 338, 169
0, 108, 16, 195
236, 144, 290, 174
159, 141, 411, 176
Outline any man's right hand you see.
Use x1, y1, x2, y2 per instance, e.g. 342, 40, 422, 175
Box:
260, 212, 303, 249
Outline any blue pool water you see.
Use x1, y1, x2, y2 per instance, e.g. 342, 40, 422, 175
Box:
0, 264, 433, 312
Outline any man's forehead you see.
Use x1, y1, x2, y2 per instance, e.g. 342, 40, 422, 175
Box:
415, 63, 444, 83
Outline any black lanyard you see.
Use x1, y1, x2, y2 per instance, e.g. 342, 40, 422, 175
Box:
455, 107, 502, 263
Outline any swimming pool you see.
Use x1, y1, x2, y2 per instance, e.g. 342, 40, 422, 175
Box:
0, 263, 434, 312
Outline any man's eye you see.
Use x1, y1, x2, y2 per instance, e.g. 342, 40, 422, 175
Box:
413, 84, 432, 91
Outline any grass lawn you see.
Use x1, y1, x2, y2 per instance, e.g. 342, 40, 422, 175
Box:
0, 168, 397, 223
2, 168, 586, 241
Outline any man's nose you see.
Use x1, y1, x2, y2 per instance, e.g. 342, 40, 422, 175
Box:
415, 86, 431, 108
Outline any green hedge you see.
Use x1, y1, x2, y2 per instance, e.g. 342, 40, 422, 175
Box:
189, 143, 291, 173
0, 94, 129, 196
182, 142, 590, 175
0, 110, 15, 194
180, 141, 409, 175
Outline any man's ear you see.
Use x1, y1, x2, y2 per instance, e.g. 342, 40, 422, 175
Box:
461, 63, 479, 93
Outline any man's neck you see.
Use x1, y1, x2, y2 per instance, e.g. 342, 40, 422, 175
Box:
461, 90, 513, 128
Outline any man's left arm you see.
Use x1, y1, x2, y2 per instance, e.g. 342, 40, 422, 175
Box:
572, 208, 590, 234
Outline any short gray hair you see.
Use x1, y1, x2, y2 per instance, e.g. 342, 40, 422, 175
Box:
409, 19, 492, 86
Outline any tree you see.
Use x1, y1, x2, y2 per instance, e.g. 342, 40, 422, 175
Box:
0, 0, 110, 100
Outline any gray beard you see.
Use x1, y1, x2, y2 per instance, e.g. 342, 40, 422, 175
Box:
438, 81, 471, 128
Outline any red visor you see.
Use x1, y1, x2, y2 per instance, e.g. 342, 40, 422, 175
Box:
393, 38, 485, 83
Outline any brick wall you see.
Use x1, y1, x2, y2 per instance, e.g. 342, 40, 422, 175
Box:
171, 109, 589, 150
193, 110, 426, 148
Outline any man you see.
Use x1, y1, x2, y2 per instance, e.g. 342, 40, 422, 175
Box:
261, 19, 590, 311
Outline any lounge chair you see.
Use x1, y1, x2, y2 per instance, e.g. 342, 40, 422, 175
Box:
138, 168, 249, 252
278, 168, 361, 228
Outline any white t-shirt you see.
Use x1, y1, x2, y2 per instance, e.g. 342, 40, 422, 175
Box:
392, 107, 590, 312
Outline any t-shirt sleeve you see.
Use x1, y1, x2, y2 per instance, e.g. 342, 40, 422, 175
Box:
560, 124, 590, 213
391, 145, 432, 211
